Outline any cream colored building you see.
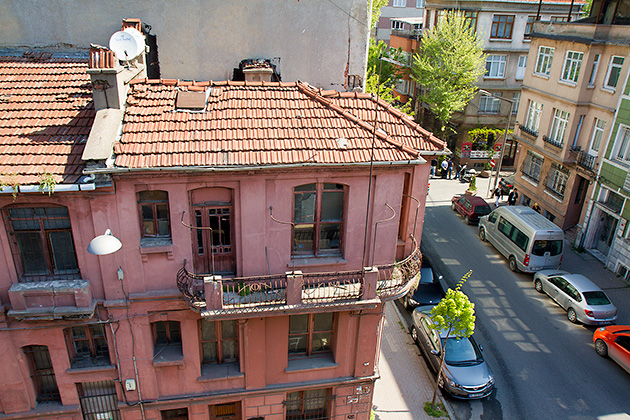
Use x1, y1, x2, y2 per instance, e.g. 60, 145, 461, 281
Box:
512, 19, 630, 229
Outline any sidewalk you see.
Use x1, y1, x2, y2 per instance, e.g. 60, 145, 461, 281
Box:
372, 302, 454, 420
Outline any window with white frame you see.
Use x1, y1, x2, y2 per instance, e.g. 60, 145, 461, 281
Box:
516, 55, 527, 80
512, 92, 520, 115
393, 0, 406, 7
561, 51, 583, 83
479, 94, 501, 114
485, 55, 507, 78
588, 54, 600, 86
523, 151, 543, 181
604, 56, 625, 89
548, 109, 570, 145
416, 0, 424, 7
395, 78, 409, 94
535, 46, 554, 76
525, 100, 543, 133
391, 20, 404, 30
612, 125, 630, 164
589, 118, 606, 153
546, 163, 569, 198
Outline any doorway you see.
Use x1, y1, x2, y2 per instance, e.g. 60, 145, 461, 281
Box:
594, 212, 617, 256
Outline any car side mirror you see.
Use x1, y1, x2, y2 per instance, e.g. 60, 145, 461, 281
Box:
430, 349, 440, 356
438, 275, 443, 280
479, 345, 484, 351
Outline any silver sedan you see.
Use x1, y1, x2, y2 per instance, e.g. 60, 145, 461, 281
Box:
533, 270, 617, 325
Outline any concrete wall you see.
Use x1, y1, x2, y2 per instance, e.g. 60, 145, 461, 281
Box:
0, 0, 369, 89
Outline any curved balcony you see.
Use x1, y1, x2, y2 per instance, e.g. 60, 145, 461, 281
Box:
177, 237, 421, 317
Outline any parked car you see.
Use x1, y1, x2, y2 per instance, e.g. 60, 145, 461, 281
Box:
451, 195, 492, 225
410, 306, 495, 399
593, 326, 630, 374
402, 259, 445, 310
533, 270, 618, 325
499, 174, 515, 195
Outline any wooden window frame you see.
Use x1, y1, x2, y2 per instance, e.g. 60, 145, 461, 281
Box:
292, 183, 346, 257
152, 321, 182, 348
64, 324, 111, 369
199, 319, 239, 365
490, 14, 514, 39
288, 313, 335, 357
138, 190, 171, 239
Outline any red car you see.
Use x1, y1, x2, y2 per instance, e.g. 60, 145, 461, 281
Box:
451, 195, 492, 225
593, 325, 630, 374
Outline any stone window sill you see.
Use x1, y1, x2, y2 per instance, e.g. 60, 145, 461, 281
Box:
153, 344, 183, 367
198, 362, 243, 382
286, 354, 338, 372
288, 256, 347, 268
66, 364, 116, 374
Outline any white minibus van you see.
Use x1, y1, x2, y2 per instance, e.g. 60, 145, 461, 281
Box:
478, 206, 564, 273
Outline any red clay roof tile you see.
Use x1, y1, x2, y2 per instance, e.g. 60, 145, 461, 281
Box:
113, 80, 446, 169
0, 55, 93, 185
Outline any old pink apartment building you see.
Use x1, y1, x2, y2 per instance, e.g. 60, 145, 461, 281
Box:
0, 20, 447, 420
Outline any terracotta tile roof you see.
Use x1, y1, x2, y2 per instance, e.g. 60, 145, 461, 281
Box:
114, 80, 446, 169
0, 53, 94, 185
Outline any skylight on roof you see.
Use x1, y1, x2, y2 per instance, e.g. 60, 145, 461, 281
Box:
175, 91, 207, 110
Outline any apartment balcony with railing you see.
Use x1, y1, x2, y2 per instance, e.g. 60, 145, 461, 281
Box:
576, 150, 597, 172
177, 238, 421, 318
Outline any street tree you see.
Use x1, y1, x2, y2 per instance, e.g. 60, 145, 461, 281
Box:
428, 270, 475, 407
367, 39, 407, 89
411, 11, 485, 130
370, 0, 389, 29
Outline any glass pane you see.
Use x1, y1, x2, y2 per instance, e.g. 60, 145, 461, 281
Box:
289, 315, 309, 333
293, 225, 314, 253
168, 322, 181, 343
312, 332, 331, 352
49, 230, 78, 273
220, 213, 231, 245
15, 232, 47, 275
288, 334, 308, 353
195, 210, 204, 255
314, 313, 333, 331
295, 183, 316, 192
73, 339, 90, 355
156, 204, 169, 220
294, 192, 316, 224
201, 320, 216, 341
221, 320, 236, 339
71, 326, 87, 339
319, 223, 341, 250
141, 205, 154, 221
202, 342, 217, 363
222, 340, 237, 361
157, 220, 169, 236
138, 190, 168, 202
155, 322, 167, 345
321, 191, 343, 221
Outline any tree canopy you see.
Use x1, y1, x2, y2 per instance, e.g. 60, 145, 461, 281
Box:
367, 39, 407, 88
411, 11, 486, 128
370, 0, 389, 29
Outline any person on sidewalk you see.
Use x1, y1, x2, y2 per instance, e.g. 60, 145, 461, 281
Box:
441, 159, 448, 179
430, 159, 437, 177
508, 188, 518, 205
493, 186, 502, 206
532, 202, 541, 213
447, 159, 453, 179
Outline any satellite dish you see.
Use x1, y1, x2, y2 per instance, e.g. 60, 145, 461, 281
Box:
109, 27, 146, 61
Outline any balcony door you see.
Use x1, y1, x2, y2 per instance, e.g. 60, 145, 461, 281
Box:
191, 188, 235, 275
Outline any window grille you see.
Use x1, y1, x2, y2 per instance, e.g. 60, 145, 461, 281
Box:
285, 389, 334, 420
23, 345, 61, 403
77, 381, 121, 420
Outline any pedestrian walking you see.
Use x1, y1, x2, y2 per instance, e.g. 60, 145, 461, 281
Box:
430, 159, 437, 177
447, 159, 453, 179
441, 159, 448, 179
508, 188, 518, 206
532, 202, 541, 213
459, 163, 467, 181
493, 186, 502, 206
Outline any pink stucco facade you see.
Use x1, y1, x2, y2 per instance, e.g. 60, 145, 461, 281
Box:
0, 156, 434, 420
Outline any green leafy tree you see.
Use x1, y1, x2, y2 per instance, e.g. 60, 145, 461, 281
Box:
428, 270, 475, 407
370, 0, 389, 29
365, 70, 413, 116
411, 11, 486, 129
367, 39, 406, 89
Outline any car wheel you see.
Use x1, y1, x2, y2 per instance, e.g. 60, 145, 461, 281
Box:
567, 308, 578, 324
509, 256, 518, 272
534, 279, 543, 293
410, 326, 419, 344
595, 339, 608, 357
451, 203, 456, 211
478, 228, 486, 242
465, 216, 471, 224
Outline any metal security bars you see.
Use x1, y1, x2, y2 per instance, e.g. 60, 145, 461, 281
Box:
23, 345, 61, 403
77, 381, 121, 420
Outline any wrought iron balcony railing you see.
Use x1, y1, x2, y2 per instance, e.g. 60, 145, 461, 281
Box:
177, 237, 421, 314
518, 124, 538, 138
577, 151, 596, 171
542, 135, 563, 148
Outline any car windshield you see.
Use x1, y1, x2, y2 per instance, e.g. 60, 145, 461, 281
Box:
441, 337, 482, 366
583, 291, 611, 306
475, 205, 492, 215
531, 240, 563, 256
